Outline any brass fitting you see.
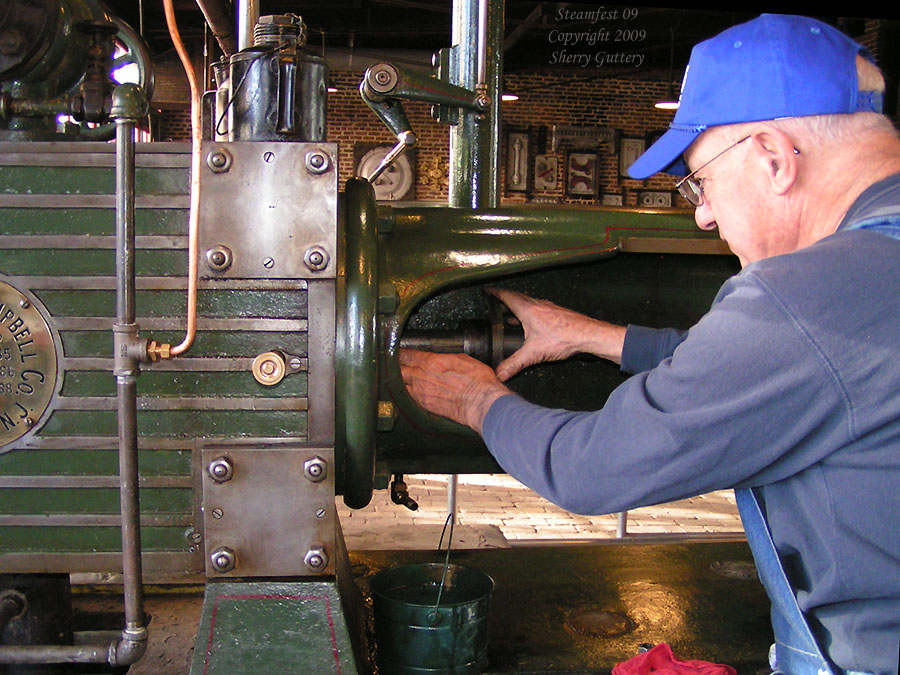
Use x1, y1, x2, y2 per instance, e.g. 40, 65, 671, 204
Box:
146, 340, 172, 361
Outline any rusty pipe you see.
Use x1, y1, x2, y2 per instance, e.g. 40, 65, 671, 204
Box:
194, 0, 237, 56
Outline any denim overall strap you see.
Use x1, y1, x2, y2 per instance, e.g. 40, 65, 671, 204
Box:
735, 488, 836, 674
842, 215, 900, 239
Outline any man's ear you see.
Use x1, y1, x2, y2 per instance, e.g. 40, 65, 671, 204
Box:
750, 126, 798, 196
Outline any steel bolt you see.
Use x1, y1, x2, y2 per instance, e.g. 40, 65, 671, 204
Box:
288, 357, 303, 371
304, 545, 328, 571
263, 257, 275, 269
207, 148, 232, 173
212, 508, 224, 520
210, 547, 236, 573
303, 246, 329, 272
303, 456, 328, 482
263, 151, 275, 163
305, 151, 330, 175
208, 456, 234, 483
206, 246, 233, 271
315, 508, 326, 519
23, 417, 33, 428
19, 300, 29, 309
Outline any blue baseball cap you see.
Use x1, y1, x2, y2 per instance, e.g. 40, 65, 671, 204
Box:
628, 14, 882, 179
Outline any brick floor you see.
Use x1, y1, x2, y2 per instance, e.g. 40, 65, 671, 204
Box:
338, 473, 743, 544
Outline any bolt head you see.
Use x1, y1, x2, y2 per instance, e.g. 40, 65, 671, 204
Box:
303, 456, 328, 482
208, 457, 234, 483
305, 151, 330, 175
304, 547, 328, 571
210, 547, 236, 572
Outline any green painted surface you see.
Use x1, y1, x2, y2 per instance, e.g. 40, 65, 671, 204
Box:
38, 410, 307, 438
0, 208, 188, 235
191, 580, 359, 675
0, 449, 191, 476
0, 526, 188, 552
0, 488, 190, 514
2, 249, 188, 276
61, 370, 308, 398
0, 166, 189, 195
33, 289, 307, 319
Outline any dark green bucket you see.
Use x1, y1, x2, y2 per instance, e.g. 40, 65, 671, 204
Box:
371, 562, 494, 674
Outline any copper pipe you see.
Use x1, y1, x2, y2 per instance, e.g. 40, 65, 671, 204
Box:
162, 0, 200, 357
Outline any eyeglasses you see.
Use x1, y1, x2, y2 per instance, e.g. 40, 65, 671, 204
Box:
675, 135, 750, 207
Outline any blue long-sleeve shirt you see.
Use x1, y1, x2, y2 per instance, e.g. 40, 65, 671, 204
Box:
483, 174, 900, 673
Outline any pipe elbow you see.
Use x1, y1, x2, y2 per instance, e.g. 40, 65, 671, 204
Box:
111, 627, 148, 667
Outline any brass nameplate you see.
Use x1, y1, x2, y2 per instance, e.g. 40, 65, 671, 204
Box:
0, 281, 58, 449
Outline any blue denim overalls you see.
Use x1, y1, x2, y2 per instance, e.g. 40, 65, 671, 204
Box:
733, 210, 900, 675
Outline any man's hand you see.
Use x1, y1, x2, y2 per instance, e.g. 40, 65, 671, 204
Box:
488, 288, 627, 381
399, 349, 512, 434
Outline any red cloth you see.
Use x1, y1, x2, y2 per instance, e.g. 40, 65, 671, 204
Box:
612, 643, 737, 675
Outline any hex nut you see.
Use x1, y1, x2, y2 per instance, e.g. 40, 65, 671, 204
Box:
304, 545, 328, 571
303, 456, 328, 482
210, 547, 236, 573
303, 246, 329, 272
305, 150, 330, 175
207, 456, 234, 483
206, 148, 232, 173
206, 245, 233, 272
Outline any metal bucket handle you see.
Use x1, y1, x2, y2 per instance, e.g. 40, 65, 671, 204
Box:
426, 512, 456, 626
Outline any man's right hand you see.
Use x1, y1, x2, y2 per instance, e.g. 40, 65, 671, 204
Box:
487, 288, 627, 381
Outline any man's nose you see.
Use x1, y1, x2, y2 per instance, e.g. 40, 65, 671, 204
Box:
693, 202, 717, 231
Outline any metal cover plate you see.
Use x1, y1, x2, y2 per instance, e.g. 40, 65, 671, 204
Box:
201, 446, 336, 577
0, 280, 59, 450
198, 142, 337, 279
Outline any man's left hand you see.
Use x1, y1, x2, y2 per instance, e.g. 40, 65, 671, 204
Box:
399, 349, 513, 433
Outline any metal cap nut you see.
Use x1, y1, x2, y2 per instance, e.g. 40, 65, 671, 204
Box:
207, 456, 234, 483
206, 148, 233, 173
305, 151, 330, 175
303, 456, 328, 482
210, 547, 236, 572
304, 545, 328, 571
303, 246, 329, 272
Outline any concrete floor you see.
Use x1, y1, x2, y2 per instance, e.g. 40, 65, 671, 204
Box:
70, 475, 745, 674
339, 474, 743, 549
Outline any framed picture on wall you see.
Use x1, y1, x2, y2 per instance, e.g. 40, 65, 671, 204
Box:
506, 130, 530, 192
619, 138, 646, 178
566, 152, 598, 197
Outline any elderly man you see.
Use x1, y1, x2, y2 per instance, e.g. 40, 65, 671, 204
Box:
400, 14, 900, 674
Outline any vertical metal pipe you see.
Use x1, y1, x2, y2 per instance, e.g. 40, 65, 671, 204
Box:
476, 0, 488, 88
449, 0, 503, 208
447, 475, 458, 524
616, 511, 628, 539
237, 0, 260, 50
114, 117, 145, 636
